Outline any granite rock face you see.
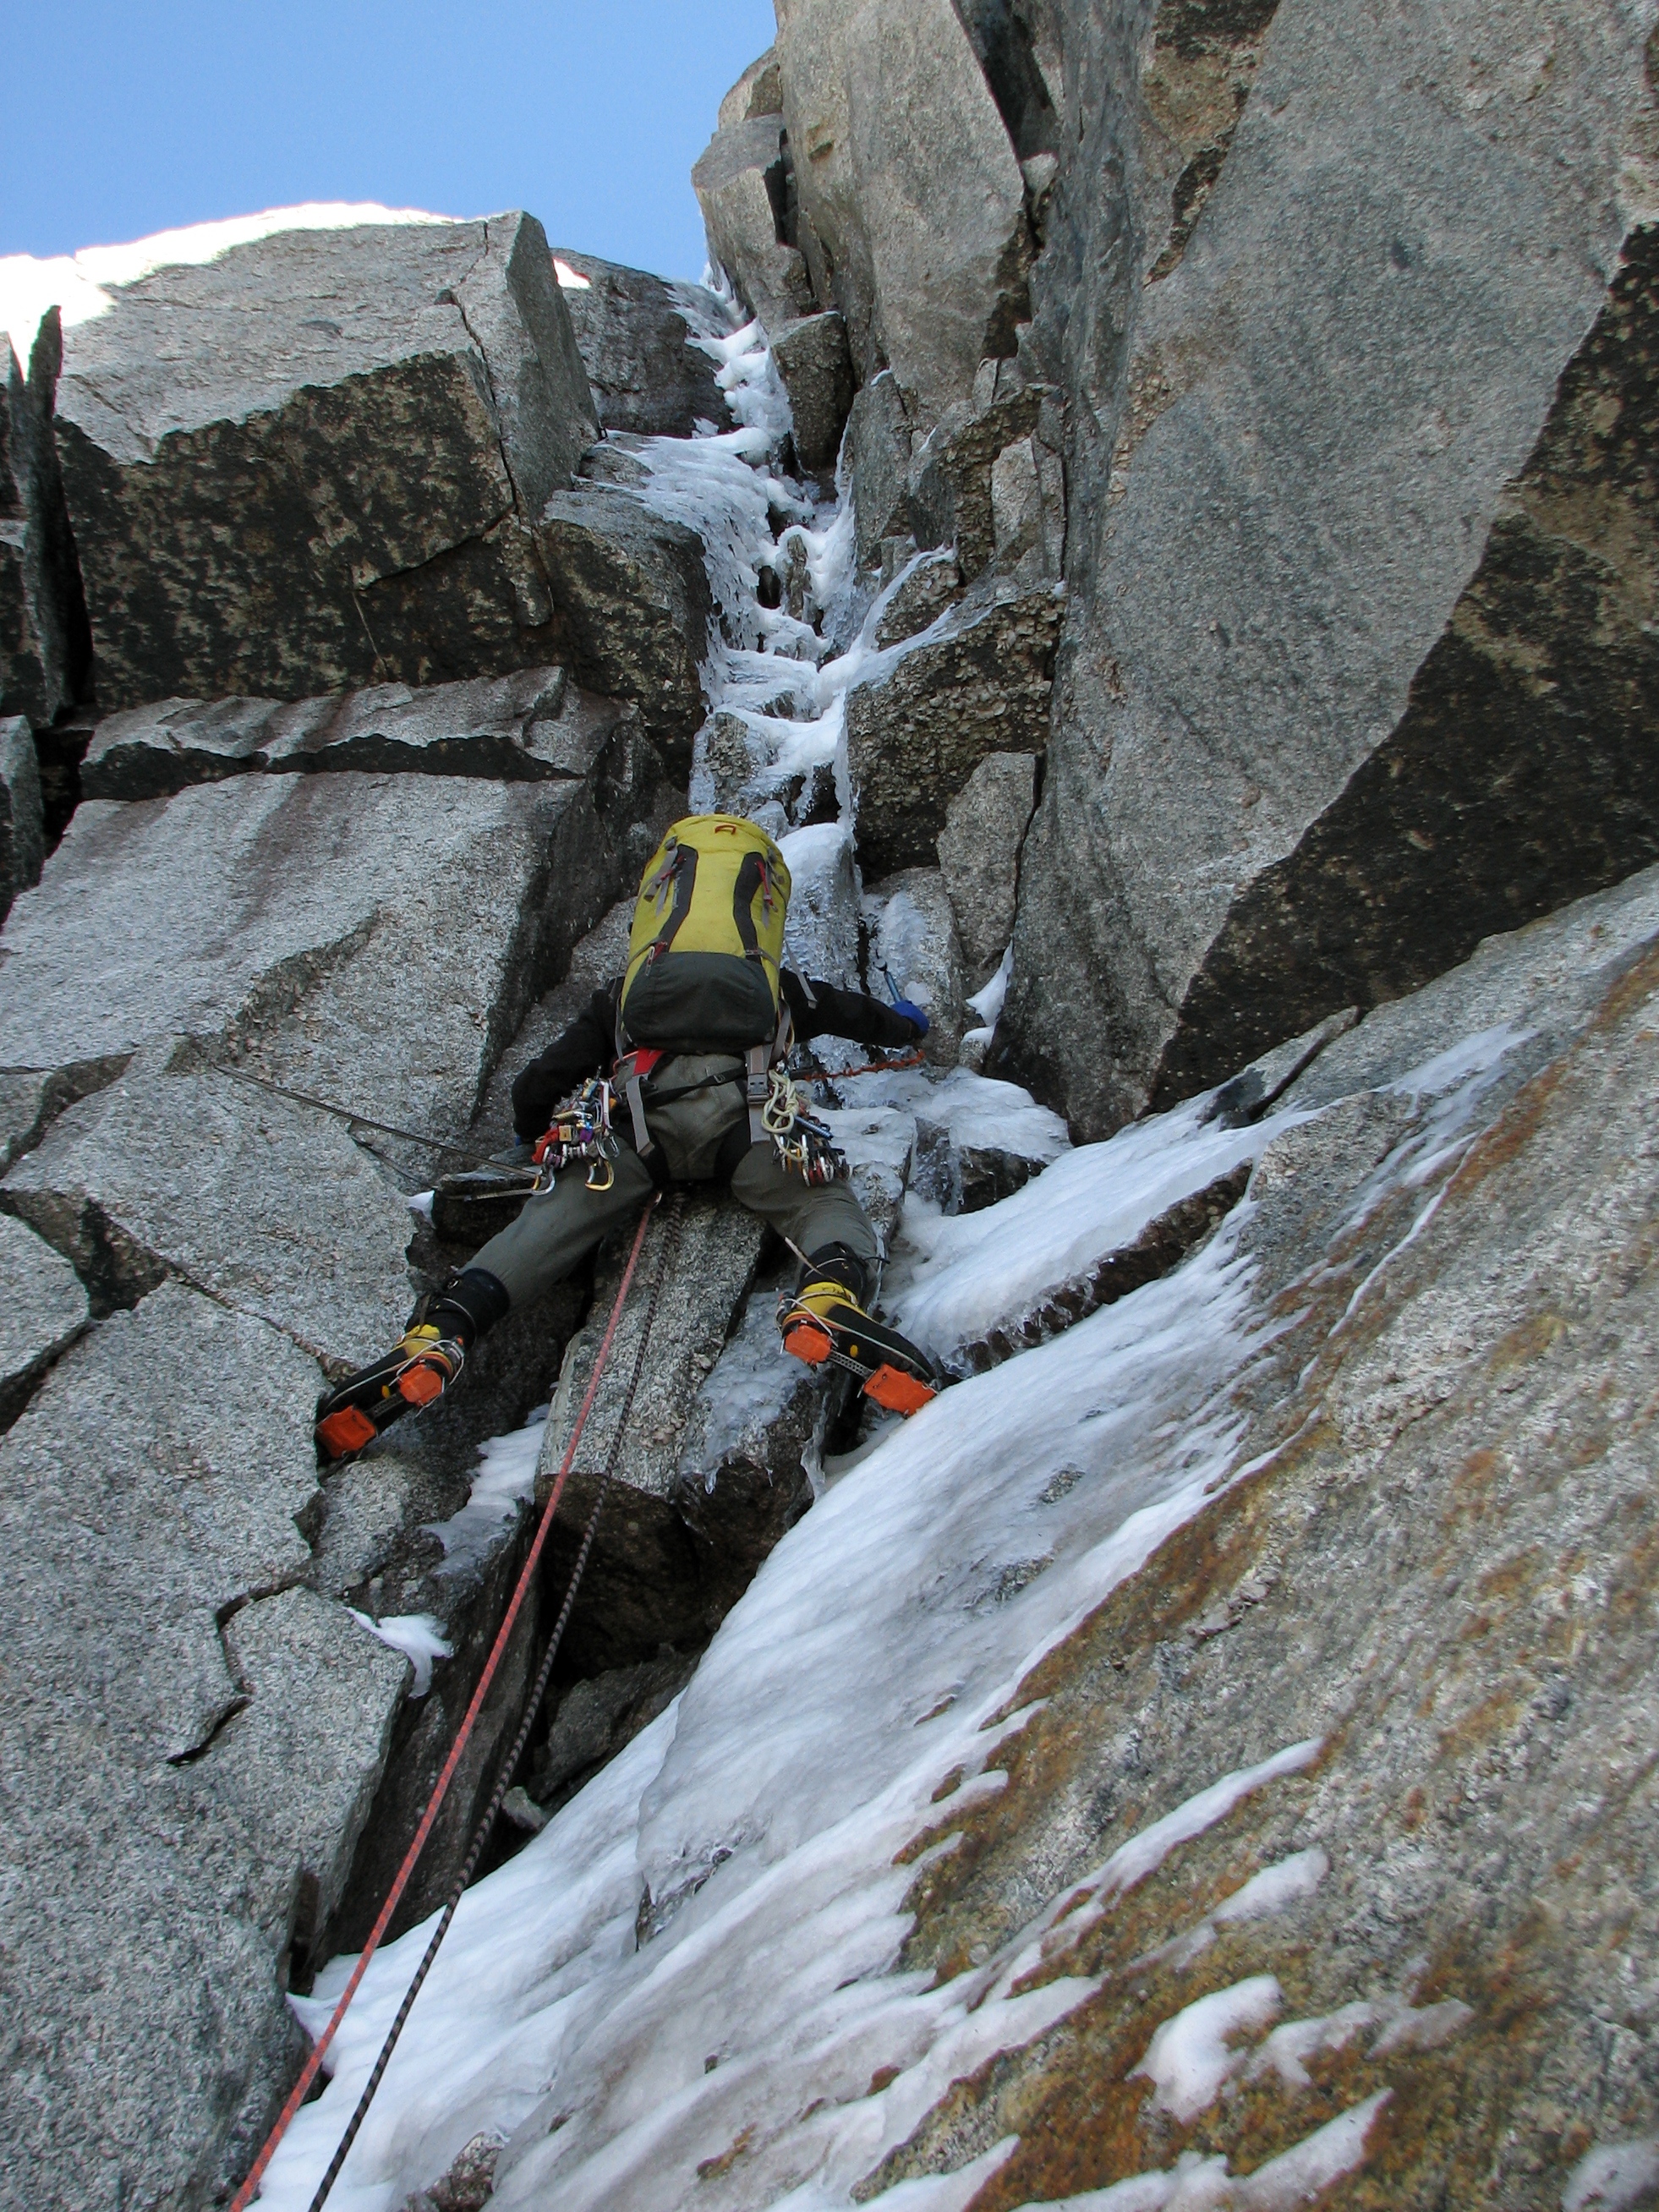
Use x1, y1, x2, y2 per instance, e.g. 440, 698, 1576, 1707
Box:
0, 1279, 408, 2212
770, 309, 855, 472
845, 575, 1062, 877
537, 1194, 775, 1672
693, 112, 819, 337
0, 769, 625, 1141
773, 0, 1032, 424
2, 1061, 414, 1363
54, 213, 597, 711
1005, 0, 1659, 1136
0, 713, 43, 920
0, 1209, 88, 1428
865, 877, 1659, 2212
534, 484, 713, 769
938, 749, 1038, 983
550, 249, 729, 440
77, 665, 649, 801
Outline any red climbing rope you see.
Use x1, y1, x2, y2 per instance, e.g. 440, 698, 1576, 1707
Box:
230, 1197, 660, 2212
802, 1047, 926, 1082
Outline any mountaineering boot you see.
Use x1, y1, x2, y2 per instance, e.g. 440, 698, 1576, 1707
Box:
779, 1244, 940, 1416
315, 1268, 512, 1463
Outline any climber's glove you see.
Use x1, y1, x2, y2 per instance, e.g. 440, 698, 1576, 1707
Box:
890, 996, 930, 1039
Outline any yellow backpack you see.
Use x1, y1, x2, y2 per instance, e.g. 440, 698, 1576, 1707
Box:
619, 815, 791, 1051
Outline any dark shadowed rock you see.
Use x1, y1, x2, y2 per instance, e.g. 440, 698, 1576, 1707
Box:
535, 484, 713, 770
937, 748, 1037, 983
772, 309, 855, 472
1005, 0, 1659, 1136
550, 249, 730, 439
775, 0, 1032, 422
0, 714, 42, 920
693, 112, 819, 336
0, 310, 90, 727
54, 214, 597, 710
3, 1061, 413, 1362
0, 770, 627, 1141
0, 1210, 87, 1429
846, 574, 1062, 877
0, 1278, 413, 2212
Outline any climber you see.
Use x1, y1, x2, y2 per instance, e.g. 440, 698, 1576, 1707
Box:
315, 814, 942, 1463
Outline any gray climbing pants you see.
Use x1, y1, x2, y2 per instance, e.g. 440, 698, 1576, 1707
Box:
468, 1068, 878, 1312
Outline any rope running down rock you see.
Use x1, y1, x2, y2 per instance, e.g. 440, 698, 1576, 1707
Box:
228, 1194, 666, 2212
303, 1194, 684, 2211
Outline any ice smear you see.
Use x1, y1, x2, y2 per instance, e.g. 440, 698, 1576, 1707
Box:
1098, 1741, 1322, 1903
423, 1410, 549, 1576
967, 946, 1013, 1028
1, 202, 451, 368
1132, 1974, 1282, 2121
884, 1090, 1294, 1361
1563, 2138, 1659, 2211
1213, 1849, 1329, 1925
255, 1213, 1265, 2212
348, 1612, 454, 1699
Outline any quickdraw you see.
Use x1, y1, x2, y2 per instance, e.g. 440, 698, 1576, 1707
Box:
761, 1063, 847, 1187
532, 1076, 619, 1191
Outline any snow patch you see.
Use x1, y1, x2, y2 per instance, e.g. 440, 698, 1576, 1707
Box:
1, 201, 451, 368
1563, 2139, 1659, 2211
1132, 1975, 1283, 2121
348, 1611, 454, 1698
423, 1410, 549, 1576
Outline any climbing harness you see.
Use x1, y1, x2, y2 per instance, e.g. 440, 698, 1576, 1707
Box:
761, 1061, 846, 1185
230, 1196, 669, 2212
531, 1075, 619, 1191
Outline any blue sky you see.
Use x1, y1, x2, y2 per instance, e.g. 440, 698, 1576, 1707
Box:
2, 0, 777, 280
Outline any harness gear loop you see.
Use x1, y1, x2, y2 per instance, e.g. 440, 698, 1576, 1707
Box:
228, 1198, 663, 2212
531, 1076, 619, 1190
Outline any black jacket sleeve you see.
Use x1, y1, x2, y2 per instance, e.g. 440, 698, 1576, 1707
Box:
511, 982, 620, 1138
781, 972, 924, 1051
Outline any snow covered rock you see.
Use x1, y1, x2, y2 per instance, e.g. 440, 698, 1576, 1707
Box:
2, 1059, 414, 1365
0, 712, 43, 919
937, 748, 1036, 985
770, 309, 855, 474
550, 248, 729, 439
774, 0, 1032, 424
693, 112, 819, 337
0, 771, 630, 1147
53, 213, 595, 711
0, 1277, 408, 2212
0, 1209, 88, 1428
534, 483, 712, 770
1005, 0, 1659, 1136
845, 574, 1061, 877
78, 667, 647, 801
870, 546, 961, 648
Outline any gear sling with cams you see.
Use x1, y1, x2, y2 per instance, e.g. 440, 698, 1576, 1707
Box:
315, 814, 941, 1462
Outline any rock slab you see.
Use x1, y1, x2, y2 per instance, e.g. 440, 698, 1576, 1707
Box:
55, 213, 598, 709
551, 248, 730, 440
